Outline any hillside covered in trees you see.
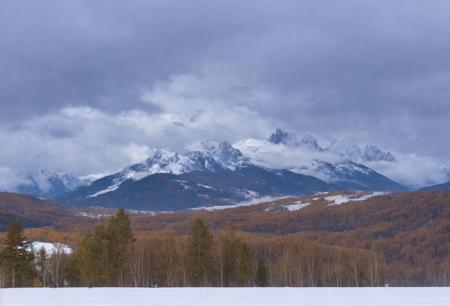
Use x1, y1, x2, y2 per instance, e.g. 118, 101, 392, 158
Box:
1, 189, 450, 287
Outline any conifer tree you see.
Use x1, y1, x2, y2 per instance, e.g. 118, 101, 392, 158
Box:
77, 224, 110, 286
75, 209, 134, 287
107, 208, 134, 286
0, 220, 35, 287
186, 218, 213, 286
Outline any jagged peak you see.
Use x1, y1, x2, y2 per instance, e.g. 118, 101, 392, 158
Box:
187, 140, 248, 168
268, 129, 322, 150
268, 128, 293, 145
362, 144, 396, 162
326, 140, 396, 163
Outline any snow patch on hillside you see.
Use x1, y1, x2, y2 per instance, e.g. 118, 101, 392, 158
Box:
87, 183, 120, 198
283, 201, 311, 211
325, 192, 388, 205
193, 196, 288, 211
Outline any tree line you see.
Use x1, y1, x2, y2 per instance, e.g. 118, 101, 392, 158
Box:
1, 208, 446, 287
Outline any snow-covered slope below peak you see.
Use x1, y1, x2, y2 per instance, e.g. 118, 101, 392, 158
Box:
131, 149, 199, 177
327, 140, 396, 162
186, 140, 250, 169
297, 160, 407, 191
125, 142, 249, 180
264, 128, 396, 163
77, 142, 254, 200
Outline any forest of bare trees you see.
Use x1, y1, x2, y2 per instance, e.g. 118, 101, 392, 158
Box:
2, 203, 450, 288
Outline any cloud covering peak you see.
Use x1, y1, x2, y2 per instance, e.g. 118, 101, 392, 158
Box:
0, 0, 449, 188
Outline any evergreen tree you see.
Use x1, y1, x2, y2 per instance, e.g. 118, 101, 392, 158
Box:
75, 209, 134, 287
65, 252, 81, 287
255, 258, 268, 287
77, 224, 110, 286
186, 218, 213, 286
0, 220, 35, 287
107, 208, 134, 286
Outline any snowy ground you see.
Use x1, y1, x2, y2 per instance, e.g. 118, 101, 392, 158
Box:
2, 288, 450, 306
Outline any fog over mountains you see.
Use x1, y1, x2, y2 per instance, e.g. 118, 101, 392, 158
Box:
7, 129, 450, 210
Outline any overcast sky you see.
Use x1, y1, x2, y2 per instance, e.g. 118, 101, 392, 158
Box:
1, 0, 450, 178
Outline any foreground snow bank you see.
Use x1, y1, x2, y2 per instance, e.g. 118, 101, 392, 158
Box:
2, 288, 450, 306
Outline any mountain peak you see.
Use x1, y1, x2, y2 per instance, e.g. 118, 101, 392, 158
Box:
326, 140, 362, 159
301, 134, 322, 150
268, 129, 322, 150
362, 145, 396, 162
268, 128, 292, 145
326, 140, 396, 162
189, 140, 248, 169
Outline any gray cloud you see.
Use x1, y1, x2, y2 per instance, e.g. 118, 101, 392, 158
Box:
1, 0, 450, 180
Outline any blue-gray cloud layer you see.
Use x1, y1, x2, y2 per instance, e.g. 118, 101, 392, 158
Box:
1, 0, 450, 177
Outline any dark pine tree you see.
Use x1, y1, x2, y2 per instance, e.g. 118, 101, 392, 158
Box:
107, 208, 134, 286
76, 224, 111, 287
0, 220, 36, 287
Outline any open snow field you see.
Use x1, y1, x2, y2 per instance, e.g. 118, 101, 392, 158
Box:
2, 288, 450, 306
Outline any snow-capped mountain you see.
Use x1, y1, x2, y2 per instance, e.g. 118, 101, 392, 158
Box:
16, 170, 88, 199
80, 141, 250, 198
59, 138, 407, 211
235, 129, 406, 191
266, 128, 395, 163
16, 130, 409, 209
59, 142, 332, 210
297, 160, 406, 191
268, 128, 323, 151
326, 140, 396, 162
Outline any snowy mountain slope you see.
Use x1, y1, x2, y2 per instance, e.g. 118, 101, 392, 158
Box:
326, 140, 396, 162
69, 141, 249, 201
265, 128, 395, 162
235, 131, 407, 191
60, 142, 332, 210
297, 160, 407, 191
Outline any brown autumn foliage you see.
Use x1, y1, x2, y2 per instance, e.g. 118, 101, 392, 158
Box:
1, 190, 450, 286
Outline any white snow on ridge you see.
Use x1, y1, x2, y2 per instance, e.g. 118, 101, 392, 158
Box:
75, 211, 114, 219
85, 143, 250, 198
87, 183, 120, 198
3, 288, 450, 306
197, 183, 214, 189
283, 201, 311, 211
325, 192, 388, 205
193, 196, 288, 211
29, 241, 73, 255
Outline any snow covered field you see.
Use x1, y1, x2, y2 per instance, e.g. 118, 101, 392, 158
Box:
2, 288, 450, 306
